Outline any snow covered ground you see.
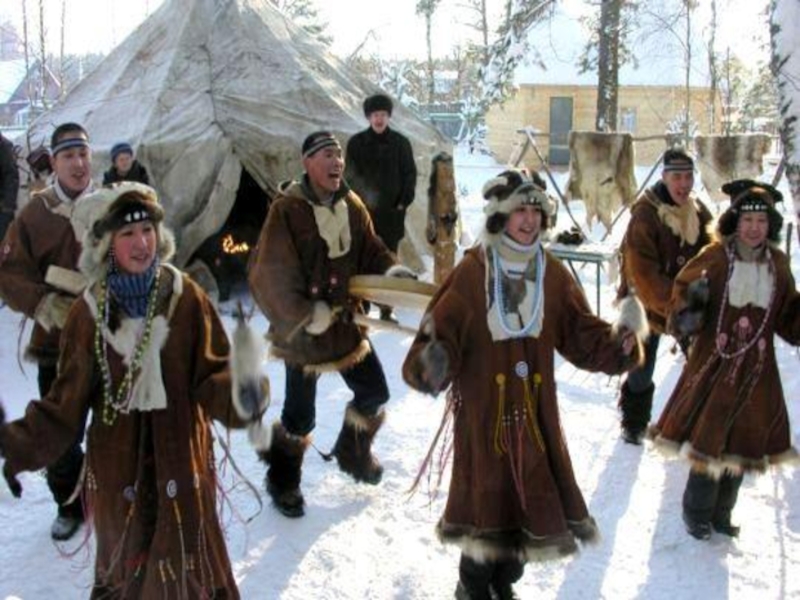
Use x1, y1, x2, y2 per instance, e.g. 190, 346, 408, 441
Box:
1, 145, 799, 599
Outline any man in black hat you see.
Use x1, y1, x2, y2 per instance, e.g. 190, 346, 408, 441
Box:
615, 148, 714, 444
0, 131, 19, 241
345, 93, 417, 322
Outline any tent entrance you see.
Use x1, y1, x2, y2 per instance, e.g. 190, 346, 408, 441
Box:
188, 169, 271, 302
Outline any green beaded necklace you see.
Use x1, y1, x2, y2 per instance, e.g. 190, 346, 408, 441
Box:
95, 267, 162, 426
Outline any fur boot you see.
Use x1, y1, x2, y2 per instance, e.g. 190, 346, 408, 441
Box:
489, 560, 524, 600
682, 470, 717, 540
455, 555, 493, 600
712, 473, 743, 537
618, 381, 654, 445
258, 422, 310, 518
328, 401, 386, 485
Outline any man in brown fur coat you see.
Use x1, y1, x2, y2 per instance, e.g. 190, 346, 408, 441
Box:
249, 131, 410, 518
616, 148, 713, 444
0, 122, 95, 540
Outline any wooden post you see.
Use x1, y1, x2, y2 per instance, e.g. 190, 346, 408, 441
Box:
427, 152, 458, 285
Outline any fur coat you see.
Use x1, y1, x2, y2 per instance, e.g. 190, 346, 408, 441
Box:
402, 246, 642, 563
0, 267, 247, 599
618, 181, 713, 334
248, 178, 395, 372
0, 185, 84, 364
650, 241, 800, 476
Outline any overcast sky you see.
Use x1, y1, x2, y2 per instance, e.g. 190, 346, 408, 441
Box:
0, 0, 770, 66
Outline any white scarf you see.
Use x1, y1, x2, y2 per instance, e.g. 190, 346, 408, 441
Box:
485, 236, 546, 341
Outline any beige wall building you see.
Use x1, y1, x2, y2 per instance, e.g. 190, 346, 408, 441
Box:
486, 83, 720, 169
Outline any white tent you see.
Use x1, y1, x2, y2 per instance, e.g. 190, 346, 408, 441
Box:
27, 0, 449, 276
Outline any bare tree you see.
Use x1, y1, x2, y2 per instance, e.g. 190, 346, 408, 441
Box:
59, 0, 66, 99
458, 0, 490, 69
595, 1, 622, 131
770, 0, 800, 239
38, 0, 48, 109
270, 0, 332, 46
707, 0, 718, 132
416, 0, 443, 105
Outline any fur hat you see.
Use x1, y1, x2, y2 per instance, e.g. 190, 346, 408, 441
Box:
483, 169, 556, 236
716, 179, 783, 242
363, 93, 393, 117
74, 182, 175, 283
110, 142, 134, 163
662, 147, 694, 173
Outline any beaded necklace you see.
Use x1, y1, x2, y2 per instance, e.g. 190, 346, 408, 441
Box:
714, 241, 774, 360
96, 266, 162, 425
491, 245, 545, 338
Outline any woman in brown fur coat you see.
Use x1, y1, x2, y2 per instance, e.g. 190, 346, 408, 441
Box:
403, 169, 647, 600
0, 182, 269, 598
650, 179, 800, 541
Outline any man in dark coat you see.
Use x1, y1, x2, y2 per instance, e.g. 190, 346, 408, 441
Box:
616, 148, 713, 444
0, 131, 20, 241
345, 93, 417, 321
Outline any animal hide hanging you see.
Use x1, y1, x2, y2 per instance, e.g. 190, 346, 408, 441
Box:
565, 131, 637, 234
694, 134, 772, 203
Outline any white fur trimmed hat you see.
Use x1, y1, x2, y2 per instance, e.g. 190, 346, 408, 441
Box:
482, 169, 556, 218
73, 182, 175, 283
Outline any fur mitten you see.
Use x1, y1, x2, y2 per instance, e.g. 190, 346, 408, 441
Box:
231, 316, 270, 422
34, 292, 74, 332
414, 341, 450, 395
385, 264, 418, 280
670, 275, 710, 337
305, 301, 333, 335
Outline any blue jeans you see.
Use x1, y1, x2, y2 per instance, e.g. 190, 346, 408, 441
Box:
281, 346, 389, 437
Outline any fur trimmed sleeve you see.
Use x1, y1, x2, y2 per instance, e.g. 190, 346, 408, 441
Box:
248, 198, 316, 339
403, 257, 475, 394
0, 301, 93, 477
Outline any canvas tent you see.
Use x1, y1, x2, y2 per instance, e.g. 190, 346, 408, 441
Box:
24, 0, 449, 290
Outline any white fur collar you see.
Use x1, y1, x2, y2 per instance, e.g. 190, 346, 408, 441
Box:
728, 260, 773, 309
83, 264, 184, 413
655, 198, 701, 246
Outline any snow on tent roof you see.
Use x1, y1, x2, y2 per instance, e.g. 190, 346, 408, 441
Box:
516, 5, 711, 88
0, 59, 27, 104
26, 0, 448, 267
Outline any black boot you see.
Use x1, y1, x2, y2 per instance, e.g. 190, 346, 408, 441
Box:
682, 470, 719, 541
712, 473, 743, 537
618, 381, 654, 445
46, 443, 85, 541
455, 555, 493, 600
328, 402, 386, 485
259, 422, 309, 518
489, 560, 524, 600
379, 305, 398, 324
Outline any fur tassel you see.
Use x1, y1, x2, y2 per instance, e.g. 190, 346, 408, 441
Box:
247, 420, 273, 452
231, 316, 269, 421
613, 294, 649, 342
